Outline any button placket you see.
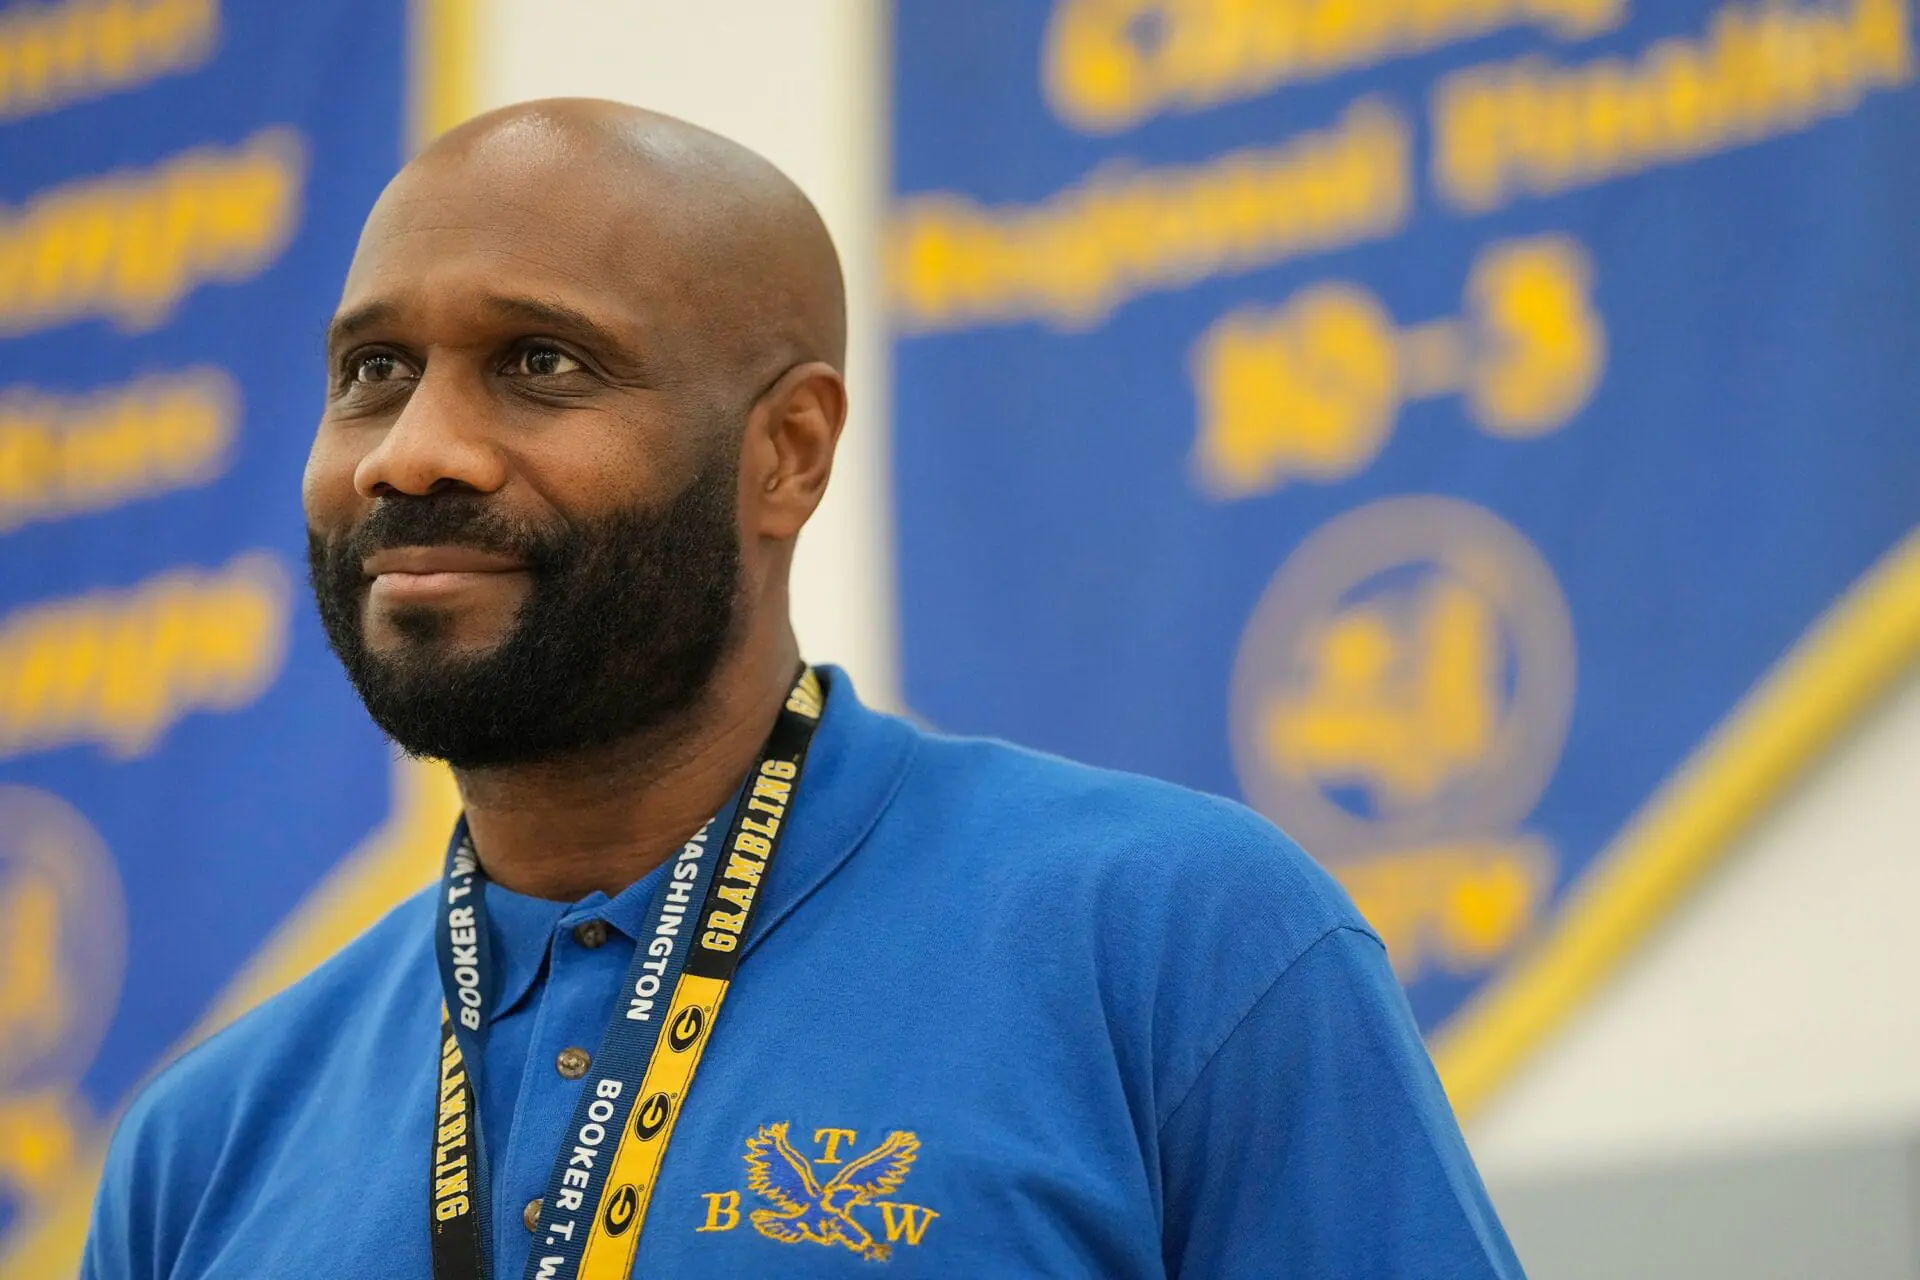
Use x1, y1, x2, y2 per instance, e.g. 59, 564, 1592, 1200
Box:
487, 921, 614, 1274
490, 918, 630, 1273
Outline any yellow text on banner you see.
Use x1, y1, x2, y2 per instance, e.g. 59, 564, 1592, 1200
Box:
0, 552, 291, 761
0, 0, 218, 122
0, 368, 238, 534
1433, 0, 1914, 214
0, 127, 306, 338
889, 98, 1409, 333
1044, 0, 1624, 133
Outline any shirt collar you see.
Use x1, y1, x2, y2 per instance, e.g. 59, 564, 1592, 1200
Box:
474, 664, 917, 1019
481, 879, 567, 1021
482, 864, 672, 1021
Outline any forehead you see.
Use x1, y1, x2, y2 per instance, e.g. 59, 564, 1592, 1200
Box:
337, 143, 692, 347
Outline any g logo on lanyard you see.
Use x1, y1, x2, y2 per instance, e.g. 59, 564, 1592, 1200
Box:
667, 1005, 706, 1053
603, 1183, 639, 1236
633, 1091, 674, 1141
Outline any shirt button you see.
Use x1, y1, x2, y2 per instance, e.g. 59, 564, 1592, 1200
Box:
573, 919, 609, 949
556, 1046, 592, 1079
524, 1197, 542, 1231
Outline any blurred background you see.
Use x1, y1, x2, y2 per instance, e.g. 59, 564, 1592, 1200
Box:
1, 1, 1917, 1275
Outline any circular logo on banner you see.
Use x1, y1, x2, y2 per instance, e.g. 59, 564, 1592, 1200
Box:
1229, 496, 1575, 855
0, 786, 127, 1093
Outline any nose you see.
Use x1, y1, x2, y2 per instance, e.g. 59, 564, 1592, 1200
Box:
352, 362, 508, 499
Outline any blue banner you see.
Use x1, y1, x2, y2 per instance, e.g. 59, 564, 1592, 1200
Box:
890, 0, 1920, 1110
0, 0, 426, 1266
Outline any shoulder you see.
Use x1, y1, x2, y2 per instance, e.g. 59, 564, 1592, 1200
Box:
90, 885, 438, 1254
897, 724, 1369, 956
127, 881, 436, 1118
885, 724, 1375, 1112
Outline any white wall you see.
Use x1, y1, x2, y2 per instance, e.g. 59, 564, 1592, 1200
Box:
470, 0, 1920, 1180
474, 0, 899, 710
1470, 667, 1920, 1179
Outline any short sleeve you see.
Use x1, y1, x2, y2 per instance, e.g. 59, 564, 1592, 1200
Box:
1159, 926, 1525, 1279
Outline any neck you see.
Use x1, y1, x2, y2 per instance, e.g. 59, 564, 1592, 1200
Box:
454, 625, 801, 901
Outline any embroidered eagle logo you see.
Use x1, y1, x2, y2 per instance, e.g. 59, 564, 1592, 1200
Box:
743, 1121, 920, 1262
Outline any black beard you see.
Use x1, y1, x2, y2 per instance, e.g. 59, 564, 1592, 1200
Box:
307, 457, 741, 769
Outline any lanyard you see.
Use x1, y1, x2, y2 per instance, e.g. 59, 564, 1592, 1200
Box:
429, 668, 826, 1280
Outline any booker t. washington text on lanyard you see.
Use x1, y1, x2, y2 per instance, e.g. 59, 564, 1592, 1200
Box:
429, 667, 827, 1280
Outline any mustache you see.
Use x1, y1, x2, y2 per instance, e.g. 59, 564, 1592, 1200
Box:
313, 493, 566, 570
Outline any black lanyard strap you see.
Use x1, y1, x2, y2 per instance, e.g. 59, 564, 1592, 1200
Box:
431, 831, 495, 1277
429, 668, 825, 1280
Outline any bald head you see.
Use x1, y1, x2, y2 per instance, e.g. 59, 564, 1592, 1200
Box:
370, 97, 846, 401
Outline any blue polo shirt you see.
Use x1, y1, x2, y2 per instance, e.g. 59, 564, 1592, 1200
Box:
83, 668, 1523, 1278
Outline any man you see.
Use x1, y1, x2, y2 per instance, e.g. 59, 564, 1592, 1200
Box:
83, 100, 1524, 1279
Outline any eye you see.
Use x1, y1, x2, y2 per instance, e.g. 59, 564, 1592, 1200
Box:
350, 352, 409, 384
510, 344, 583, 377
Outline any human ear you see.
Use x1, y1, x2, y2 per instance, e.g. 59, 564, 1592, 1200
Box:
742, 361, 847, 541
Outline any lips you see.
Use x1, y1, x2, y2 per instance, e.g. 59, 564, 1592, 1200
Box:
362, 546, 528, 577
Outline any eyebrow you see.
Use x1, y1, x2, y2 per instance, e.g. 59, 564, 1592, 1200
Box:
324, 300, 398, 353
478, 294, 632, 356
323, 294, 635, 358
